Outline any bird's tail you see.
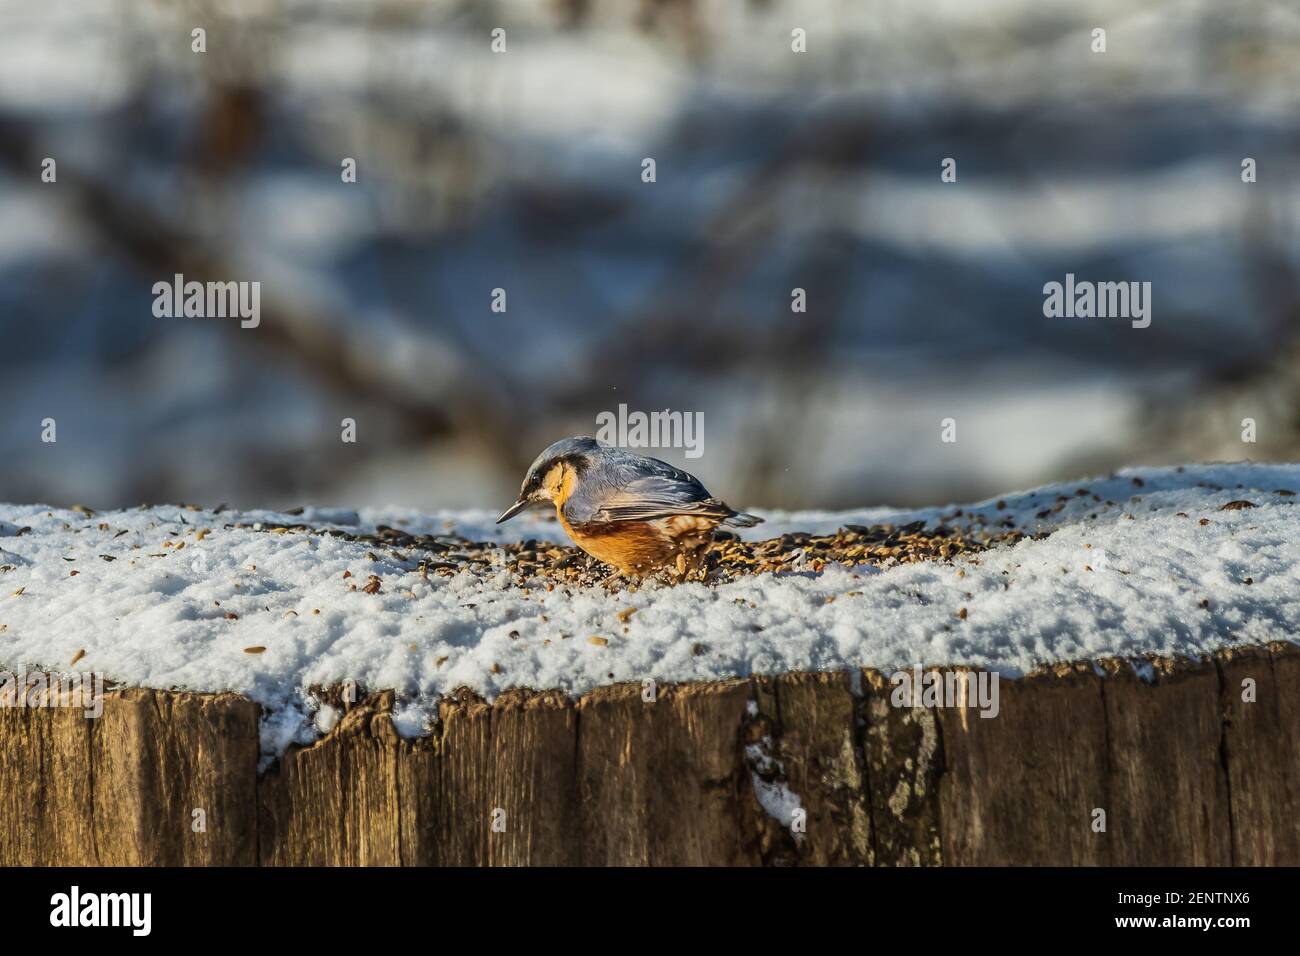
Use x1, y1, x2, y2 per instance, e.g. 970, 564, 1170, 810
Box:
723, 510, 764, 528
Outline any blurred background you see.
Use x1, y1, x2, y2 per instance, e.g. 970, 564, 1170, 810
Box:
2, 0, 1300, 511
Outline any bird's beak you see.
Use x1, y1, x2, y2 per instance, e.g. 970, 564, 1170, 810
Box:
496, 499, 529, 524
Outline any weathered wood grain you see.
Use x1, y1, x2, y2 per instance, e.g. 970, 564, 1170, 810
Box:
0, 685, 260, 866
0, 687, 97, 865
1098, 657, 1233, 865
753, 671, 873, 865
1, 647, 1297, 866
860, 668, 943, 866
1217, 643, 1300, 865
937, 662, 1111, 865
575, 678, 758, 865
259, 691, 402, 866
400, 687, 580, 866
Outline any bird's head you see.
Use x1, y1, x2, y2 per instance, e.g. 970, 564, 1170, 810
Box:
496, 436, 600, 523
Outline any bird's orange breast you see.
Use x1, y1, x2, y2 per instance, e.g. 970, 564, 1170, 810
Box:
558, 513, 675, 574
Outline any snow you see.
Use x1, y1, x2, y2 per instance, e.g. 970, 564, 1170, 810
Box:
1, 462, 1297, 760
746, 736, 806, 839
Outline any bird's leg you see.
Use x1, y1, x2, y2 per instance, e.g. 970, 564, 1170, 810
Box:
694, 544, 715, 582
682, 541, 713, 581
698, 547, 714, 581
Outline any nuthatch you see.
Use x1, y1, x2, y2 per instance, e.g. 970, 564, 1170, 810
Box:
497, 436, 762, 576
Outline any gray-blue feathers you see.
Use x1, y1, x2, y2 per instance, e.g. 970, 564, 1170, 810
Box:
520, 436, 761, 529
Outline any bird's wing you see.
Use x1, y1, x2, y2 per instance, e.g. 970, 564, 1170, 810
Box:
576, 474, 734, 525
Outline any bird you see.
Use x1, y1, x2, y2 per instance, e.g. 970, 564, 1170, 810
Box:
496, 437, 762, 576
